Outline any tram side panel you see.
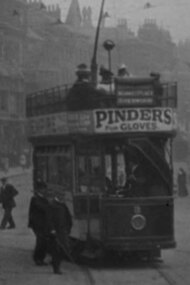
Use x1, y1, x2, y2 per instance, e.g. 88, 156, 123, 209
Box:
101, 197, 175, 252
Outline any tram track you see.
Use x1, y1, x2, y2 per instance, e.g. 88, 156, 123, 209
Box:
152, 259, 190, 285
79, 265, 96, 285
153, 264, 177, 285
78, 260, 179, 285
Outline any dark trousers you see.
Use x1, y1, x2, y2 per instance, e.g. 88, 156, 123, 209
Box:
33, 235, 47, 264
1, 207, 15, 228
47, 236, 62, 273
48, 231, 72, 273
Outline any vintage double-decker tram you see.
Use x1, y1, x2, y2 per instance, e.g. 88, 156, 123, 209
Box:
26, 70, 177, 260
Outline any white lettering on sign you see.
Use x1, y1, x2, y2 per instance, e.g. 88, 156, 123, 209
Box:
94, 108, 176, 133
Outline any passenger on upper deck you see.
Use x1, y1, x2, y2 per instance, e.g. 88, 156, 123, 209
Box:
117, 64, 131, 78
75, 63, 91, 83
99, 65, 114, 83
67, 63, 110, 110
66, 63, 96, 110
150, 72, 163, 105
97, 65, 115, 93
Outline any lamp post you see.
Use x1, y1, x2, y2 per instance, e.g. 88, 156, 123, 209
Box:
103, 39, 115, 73
103, 39, 115, 92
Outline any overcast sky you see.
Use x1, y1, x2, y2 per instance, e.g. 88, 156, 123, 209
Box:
43, 0, 190, 42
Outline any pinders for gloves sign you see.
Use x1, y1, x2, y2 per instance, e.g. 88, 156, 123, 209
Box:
94, 108, 176, 133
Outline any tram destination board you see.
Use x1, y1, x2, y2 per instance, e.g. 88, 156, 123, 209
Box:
28, 107, 177, 137
115, 79, 155, 106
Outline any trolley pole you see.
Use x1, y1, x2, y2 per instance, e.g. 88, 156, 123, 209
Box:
91, 0, 106, 86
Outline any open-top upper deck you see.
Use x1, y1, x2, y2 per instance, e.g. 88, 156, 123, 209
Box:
26, 76, 177, 117
26, 75, 177, 138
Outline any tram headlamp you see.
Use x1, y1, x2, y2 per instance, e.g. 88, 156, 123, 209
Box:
131, 214, 146, 231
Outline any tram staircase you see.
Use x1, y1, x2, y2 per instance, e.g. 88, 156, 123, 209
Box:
128, 138, 171, 188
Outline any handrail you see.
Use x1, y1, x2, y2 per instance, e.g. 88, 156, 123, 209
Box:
26, 81, 177, 117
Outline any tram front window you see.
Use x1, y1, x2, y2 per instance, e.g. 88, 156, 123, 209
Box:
104, 147, 128, 195
76, 139, 171, 198
104, 141, 171, 198
105, 152, 126, 190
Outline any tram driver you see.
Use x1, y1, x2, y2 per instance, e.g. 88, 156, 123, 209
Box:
125, 158, 146, 196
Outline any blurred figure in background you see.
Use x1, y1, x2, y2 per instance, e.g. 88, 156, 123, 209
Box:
0, 177, 18, 229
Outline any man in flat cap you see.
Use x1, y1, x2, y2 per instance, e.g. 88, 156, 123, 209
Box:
0, 177, 18, 229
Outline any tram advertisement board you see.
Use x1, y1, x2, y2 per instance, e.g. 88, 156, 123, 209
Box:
94, 107, 177, 133
28, 108, 177, 136
28, 111, 93, 136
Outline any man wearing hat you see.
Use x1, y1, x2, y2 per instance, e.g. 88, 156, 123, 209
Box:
28, 180, 50, 266
0, 177, 18, 229
118, 64, 130, 78
45, 195, 73, 274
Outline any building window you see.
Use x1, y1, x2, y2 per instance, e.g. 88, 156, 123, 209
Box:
0, 92, 8, 111
9, 94, 17, 115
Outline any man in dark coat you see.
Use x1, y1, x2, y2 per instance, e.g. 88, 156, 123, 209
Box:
28, 189, 49, 266
0, 177, 18, 229
28, 185, 73, 274
46, 196, 73, 274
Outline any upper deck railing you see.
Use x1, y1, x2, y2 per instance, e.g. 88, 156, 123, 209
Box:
26, 77, 177, 117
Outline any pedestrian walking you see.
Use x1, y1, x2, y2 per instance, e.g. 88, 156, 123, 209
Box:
177, 168, 188, 197
0, 177, 18, 229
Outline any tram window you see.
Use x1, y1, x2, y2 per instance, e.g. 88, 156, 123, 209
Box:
78, 156, 88, 193
164, 139, 172, 168
77, 154, 103, 194
117, 153, 126, 187
34, 145, 73, 189
57, 155, 72, 187
105, 155, 112, 180
48, 156, 59, 184
78, 156, 86, 175
47, 154, 72, 188
89, 156, 101, 175
89, 155, 102, 193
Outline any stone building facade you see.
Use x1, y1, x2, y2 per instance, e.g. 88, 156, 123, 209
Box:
0, 0, 28, 169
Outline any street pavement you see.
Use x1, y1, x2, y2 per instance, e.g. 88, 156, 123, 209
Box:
0, 171, 190, 284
